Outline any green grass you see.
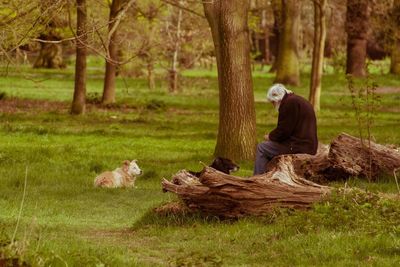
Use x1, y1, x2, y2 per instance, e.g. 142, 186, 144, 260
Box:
0, 61, 399, 266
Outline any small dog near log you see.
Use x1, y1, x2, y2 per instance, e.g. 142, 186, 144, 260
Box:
189, 157, 239, 177
94, 160, 142, 188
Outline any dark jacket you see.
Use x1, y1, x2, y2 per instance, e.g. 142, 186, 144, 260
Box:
269, 93, 318, 155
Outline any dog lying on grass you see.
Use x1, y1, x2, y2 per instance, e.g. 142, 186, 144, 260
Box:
94, 160, 142, 188
189, 157, 240, 177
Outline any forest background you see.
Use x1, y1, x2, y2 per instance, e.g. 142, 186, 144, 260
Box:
0, 0, 400, 266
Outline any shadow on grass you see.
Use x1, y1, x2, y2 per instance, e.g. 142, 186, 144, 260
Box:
131, 201, 235, 230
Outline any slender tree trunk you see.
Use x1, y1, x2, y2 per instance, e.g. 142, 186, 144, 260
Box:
102, 0, 122, 105
345, 0, 369, 77
274, 0, 301, 86
391, 41, 400, 74
390, 0, 400, 75
169, 2, 183, 93
71, 0, 87, 115
147, 60, 156, 90
261, 9, 271, 66
203, 0, 257, 161
269, 0, 282, 72
146, 20, 156, 90
309, 0, 327, 112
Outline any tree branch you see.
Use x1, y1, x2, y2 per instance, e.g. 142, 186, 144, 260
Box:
161, 0, 205, 18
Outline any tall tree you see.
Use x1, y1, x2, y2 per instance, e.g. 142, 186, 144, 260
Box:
269, 0, 282, 72
168, 1, 183, 92
309, 0, 327, 111
203, 0, 257, 161
390, 0, 400, 75
71, 0, 87, 115
274, 0, 301, 86
136, 1, 162, 90
102, 0, 122, 104
345, 0, 369, 77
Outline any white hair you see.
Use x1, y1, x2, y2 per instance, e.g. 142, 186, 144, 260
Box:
266, 83, 293, 103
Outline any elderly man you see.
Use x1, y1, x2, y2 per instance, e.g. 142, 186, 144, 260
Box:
253, 84, 318, 175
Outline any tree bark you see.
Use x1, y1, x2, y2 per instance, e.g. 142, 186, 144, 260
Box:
266, 143, 331, 184
162, 133, 400, 217
261, 9, 271, 66
309, 0, 327, 112
102, 0, 122, 105
168, 1, 183, 93
269, 133, 400, 182
269, 0, 282, 72
327, 133, 400, 180
390, 0, 400, 75
345, 0, 369, 77
71, 0, 87, 115
391, 40, 400, 75
203, 0, 257, 161
147, 61, 156, 90
162, 166, 329, 218
274, 0, 301, 86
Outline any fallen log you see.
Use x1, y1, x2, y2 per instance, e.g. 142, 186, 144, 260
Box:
162, 160, 330, 218
327, 133, 400, 180
161, 133, 399, 217
266, 133, 400, 182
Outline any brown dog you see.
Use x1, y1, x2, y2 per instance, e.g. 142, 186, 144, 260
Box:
94, 160, 142, 188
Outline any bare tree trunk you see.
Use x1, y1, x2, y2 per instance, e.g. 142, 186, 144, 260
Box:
391, 41, 400, 75
345, 0, 369, 77
168, 2, 183, 93
309, 0, 327, 112
71, 0, 87, 115
269, 0, 282, 72
203, 0, 257, 161
146, 18, 156, 90
261, 9, 271, 67
147, 60, 156, 90
274, 0, 301, 86
390, 0, 400, 75
102, 0, 122, 105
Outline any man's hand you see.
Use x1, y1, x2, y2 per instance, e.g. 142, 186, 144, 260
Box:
264, 134, 269, 141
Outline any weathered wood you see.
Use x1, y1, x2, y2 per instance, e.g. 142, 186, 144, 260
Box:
267, 133, 400, 182
328, 133, 400, 180
266, 143, 330, 183
161, 133, 399, 217
162, 164, 329, 218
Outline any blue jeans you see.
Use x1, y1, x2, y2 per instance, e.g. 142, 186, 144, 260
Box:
253, 141, 292, 175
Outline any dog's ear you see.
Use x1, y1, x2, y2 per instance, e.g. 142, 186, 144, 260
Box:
122, 160, 130, 172
213, 157, 221, 164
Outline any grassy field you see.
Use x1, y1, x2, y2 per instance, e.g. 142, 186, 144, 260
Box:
0, 61, 399, 266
